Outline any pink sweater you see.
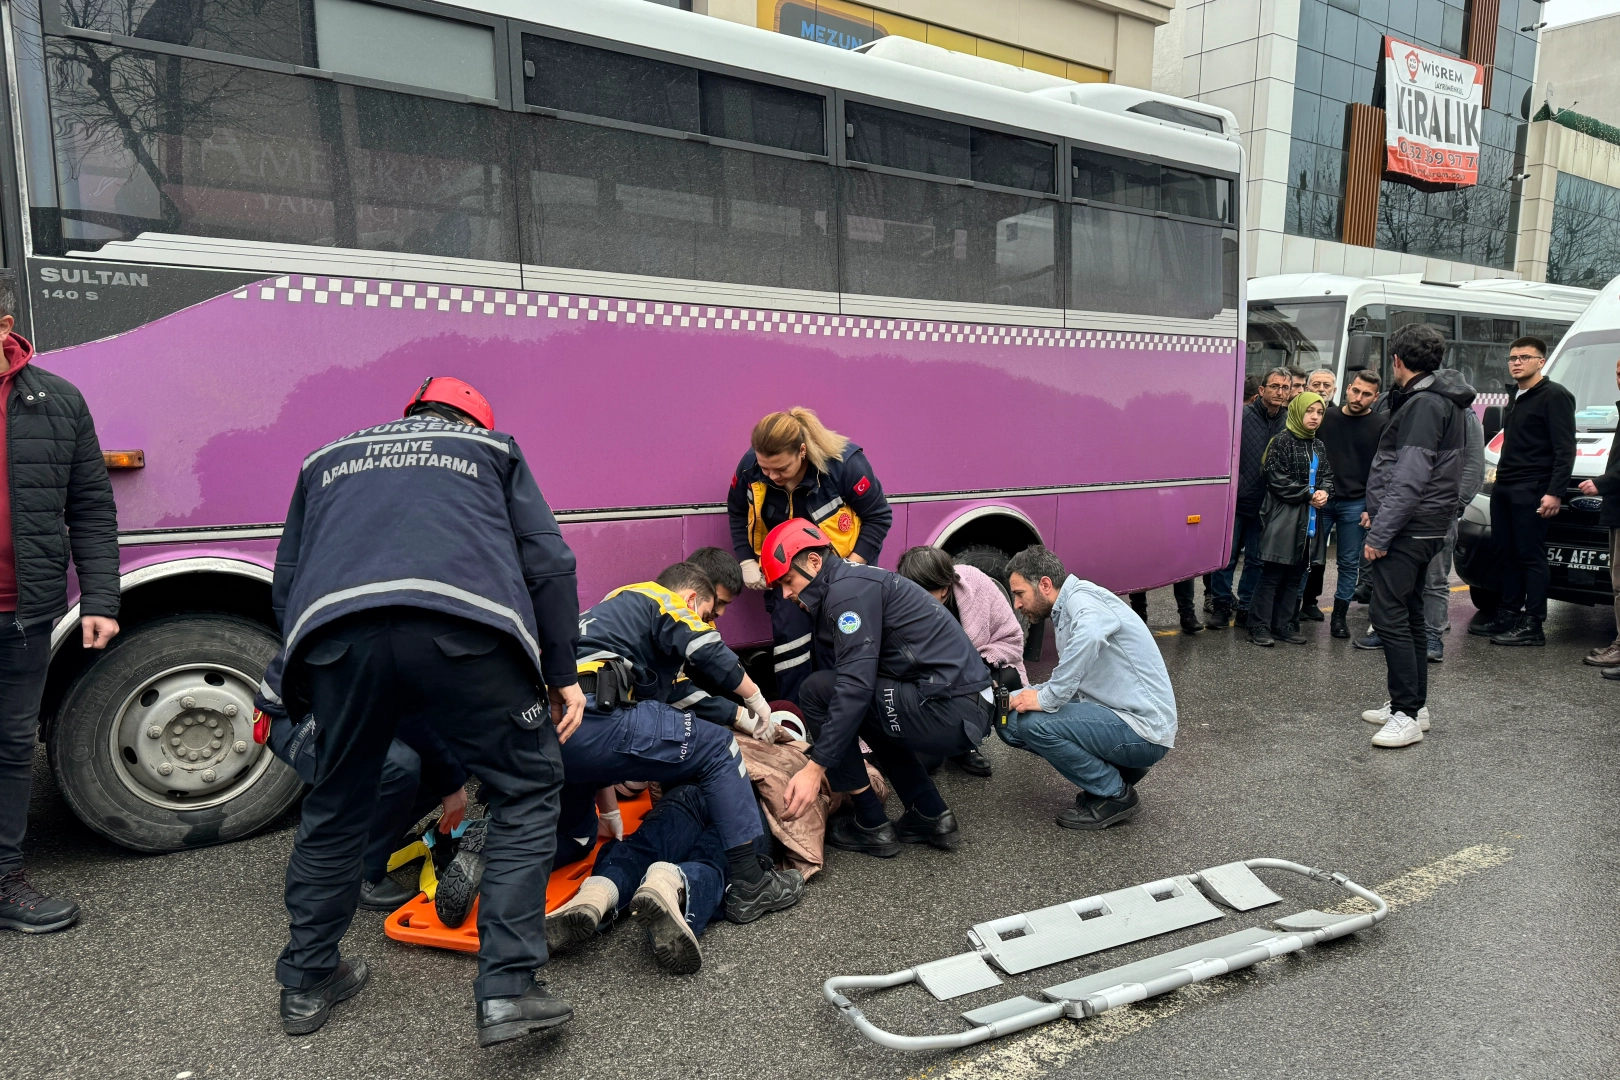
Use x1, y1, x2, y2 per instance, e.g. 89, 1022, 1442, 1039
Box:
953, 564, 1028, 683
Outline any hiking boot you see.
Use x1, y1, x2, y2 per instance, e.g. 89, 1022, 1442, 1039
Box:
949, 748, 993, 777
1426, 631, 1444, 663
1491, 614, 1546, 647
826, 812, 900, 858
1470, 609, 1517, 637
281, 959, 369, 1036
894, 806, 960, 850
1248, 626, 1275, 647
1330, 599, 1350, 638
1583, 641, 1620, 667
1299, 601, 1325, 622
630, 863, 701, 974
1371, 712, 1424, 748
1205, 602, 1232, 629
435, 817, 487, 929
358, 876, 415, 912
476, 984, 573, 1048
1056, 786, 1140, 831
1354, 630, 1382, 650
546, 875, 618, 954
723, 867, 805, 924
1178, 608, 1203, 634
0, 870, 79, 934
1361, 700, 1431, 731
1352, 583, 1371, 605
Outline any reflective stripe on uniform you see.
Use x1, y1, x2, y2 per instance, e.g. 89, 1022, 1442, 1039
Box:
773, 633, 812, 654
729, 737, 740, 756
737, 759, 748, 777
283, 577, 541, 661
257, 679, 282, 705
669, 689, 708, 709
774, 652, 811, 672
808, 495, 844, 521
684, 630, 723, 657
302, 429, 511, 469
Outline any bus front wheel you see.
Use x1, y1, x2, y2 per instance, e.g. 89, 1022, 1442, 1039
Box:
48, 614, 302, 853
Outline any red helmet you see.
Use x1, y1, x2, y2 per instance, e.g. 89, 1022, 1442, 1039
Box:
761, 520, 831, 585
405, 376, 494, 429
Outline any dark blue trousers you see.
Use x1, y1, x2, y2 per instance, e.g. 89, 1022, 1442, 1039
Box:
560, 698, 762, 850
767, 588, 815, 702
362, 740, 440, 883
281, 609, 562, 1003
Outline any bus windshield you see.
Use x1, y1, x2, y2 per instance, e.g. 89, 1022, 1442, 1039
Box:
1554, 341, 1620, 432
1246, 300, 1344, 377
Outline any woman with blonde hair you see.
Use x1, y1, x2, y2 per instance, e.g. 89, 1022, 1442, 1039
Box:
727, 408, 892, 700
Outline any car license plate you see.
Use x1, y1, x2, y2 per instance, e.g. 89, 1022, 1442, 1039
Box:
1546, 546, 1610, 569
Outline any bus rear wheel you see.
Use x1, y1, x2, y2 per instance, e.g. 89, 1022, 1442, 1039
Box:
48, 614, 302, 853
951, 543, 1041, 662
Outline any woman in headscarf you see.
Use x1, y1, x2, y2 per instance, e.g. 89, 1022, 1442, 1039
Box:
1248, 391, 1335, 647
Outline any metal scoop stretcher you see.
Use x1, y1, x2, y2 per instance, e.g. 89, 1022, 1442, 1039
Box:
822, 858, 1388, 1051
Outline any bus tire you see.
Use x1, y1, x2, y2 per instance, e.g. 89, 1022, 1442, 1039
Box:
951, 544, 1040, 657
47, 614, 302, 854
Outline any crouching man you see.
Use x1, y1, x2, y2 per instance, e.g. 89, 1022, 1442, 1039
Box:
1003, 547, 1178, 831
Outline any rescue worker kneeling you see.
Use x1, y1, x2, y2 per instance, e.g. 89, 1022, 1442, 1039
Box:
563, 562, 804, 923
770, 522, 994, 856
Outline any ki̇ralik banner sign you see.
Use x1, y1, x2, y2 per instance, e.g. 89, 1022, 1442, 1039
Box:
1383, 36, 1485, 186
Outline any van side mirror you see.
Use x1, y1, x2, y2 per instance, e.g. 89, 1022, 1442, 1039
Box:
1481, 405, 1503, 442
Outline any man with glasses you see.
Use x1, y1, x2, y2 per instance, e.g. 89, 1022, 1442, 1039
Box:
1208, 368, 1291, 628
1481, 337, 1577, 647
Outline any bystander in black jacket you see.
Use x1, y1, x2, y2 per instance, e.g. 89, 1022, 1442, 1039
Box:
1591, 401, 1620, 528
1496, 377, 1577, 500
1316, 404, 1386, 501
1235, 396, 1288, 516
1365, 369, 1476, 549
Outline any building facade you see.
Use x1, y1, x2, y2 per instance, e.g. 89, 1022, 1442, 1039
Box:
693, 0, 1173, 89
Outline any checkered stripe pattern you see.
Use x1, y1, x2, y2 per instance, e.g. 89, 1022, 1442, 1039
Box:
1475, 392, 1510, 406
235, 276, 1236, 352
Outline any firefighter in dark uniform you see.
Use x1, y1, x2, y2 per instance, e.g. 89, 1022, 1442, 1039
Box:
254, 377, 582, 1048
728, 407, 891, 702
565, 561, 805, 922
768, 522, 994, 857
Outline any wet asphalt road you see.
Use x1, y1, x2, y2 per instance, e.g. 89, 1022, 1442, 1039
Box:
4, 578, 1618, 1080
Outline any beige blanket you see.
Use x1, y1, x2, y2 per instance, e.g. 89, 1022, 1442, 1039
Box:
737, 739, 885, 880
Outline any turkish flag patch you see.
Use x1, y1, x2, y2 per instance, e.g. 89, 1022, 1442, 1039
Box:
853, 476, 870, 496
730, 473, 738, 488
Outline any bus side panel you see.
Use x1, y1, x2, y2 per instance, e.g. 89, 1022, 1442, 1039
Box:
902, 496, 1060, 556
1053, 484, 1234, 594
38, 278, 1240, 538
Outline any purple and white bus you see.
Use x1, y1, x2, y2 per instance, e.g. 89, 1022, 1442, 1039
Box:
1, 0, 1244, 850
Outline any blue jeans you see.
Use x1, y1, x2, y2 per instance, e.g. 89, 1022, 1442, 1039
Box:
997, 701, 1169, 799
1212, 512, 1263, 610
1327, 498, 1366, 603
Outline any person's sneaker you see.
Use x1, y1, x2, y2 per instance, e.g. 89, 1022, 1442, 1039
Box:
826, 813, 901, 858
629, 863, 701, 975
435, 817, 487, 929
949, 748, 993, 777
476, 984, 573, 1048
894, 806, 960, 850
1603, 666, 1620, 681
1426, 631, 1444, 663
546, 875, 618, 954
1202, 595, 1217, 614
1354, 630, 1382, 650
1584, 641, 1620, 667
1470, 609, 1517, 637
1205, 603, 1232, 629
1276, 627, 1309, 645
0, 869, 80, 933
1300, 603, 1325, 622
280, 958, 369, 1035
1361, 700, 1431, 731
1491, 614, 1546, 647
358, 876, 416, 912
1056, 786, 1140, 831
1330, 600, 1350, 639
722, 867, 805, 924
1248, 626, 1275, 647
1371, 712, 1424, 747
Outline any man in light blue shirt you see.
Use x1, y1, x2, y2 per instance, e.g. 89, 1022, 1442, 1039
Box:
1003, 547, 1178, 830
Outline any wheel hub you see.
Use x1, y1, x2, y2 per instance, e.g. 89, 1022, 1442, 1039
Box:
113, 666, 267, 806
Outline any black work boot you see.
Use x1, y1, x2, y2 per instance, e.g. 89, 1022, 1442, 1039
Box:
0, 869, 79, 934
281, 959, 370, 1035
1491, 614, 1546, 646
476, 984, 573, 1047
1056, 786, 1140, 831
1299, 597, 1325, 621
435, 817, 487, 928
1234, 607, 1250, 628
1471, 608, 1517, 637
1205, 601, 1232, 629
1178, 605, 1203, 634
358, 876, 415, 912
894, 806, 960, 850
949, 748, 993, 776
826, 812, 901, 858
1330, 599, 1350, 639
723, 867, 805, 924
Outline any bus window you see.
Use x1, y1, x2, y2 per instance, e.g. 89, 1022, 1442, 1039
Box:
840, 172, 1056, 306
521, 115, 837, 292
1350, 304, 1386, 333
522, 34, 826, 157
1390, 309, 1456, 339
844, 103, 1056, 194
1554, 341, 1620, 433
46, 43, 517, 260
1446, 341, 1504, 391
60, 0, 313, 66
1245, 300, 1344, 377
314, 0, 496, 101
1525, 320, 1573, 352
1069, 206, 1226, 320
1071, 148, 1232, 222
1461, 315, 1520, 343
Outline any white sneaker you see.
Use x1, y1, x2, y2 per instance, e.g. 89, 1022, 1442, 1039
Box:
1361, 700, 1430, 731
1371, 712, 1424, 747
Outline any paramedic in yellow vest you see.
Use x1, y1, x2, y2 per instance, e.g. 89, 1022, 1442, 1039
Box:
727, 408, 892, 701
